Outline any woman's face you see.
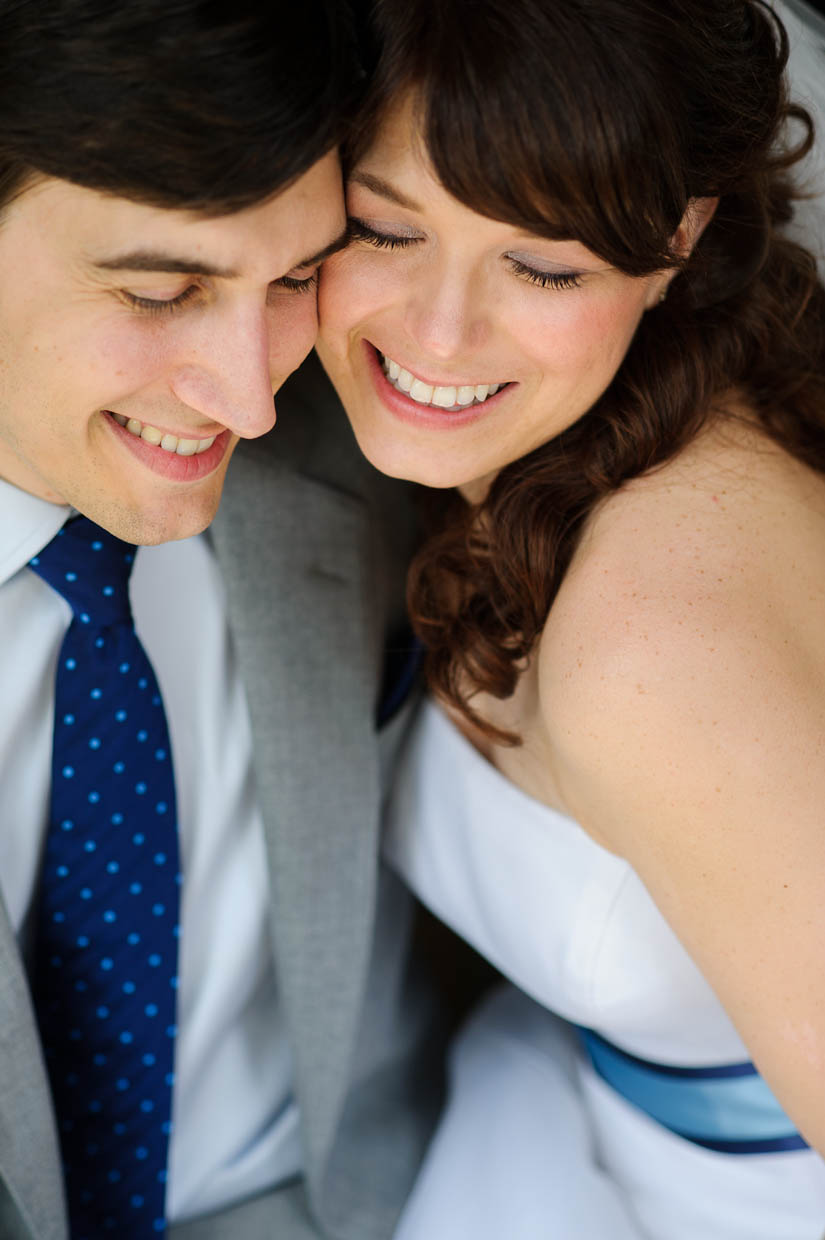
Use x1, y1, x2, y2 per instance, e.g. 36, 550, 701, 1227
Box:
317, 96, 668, 500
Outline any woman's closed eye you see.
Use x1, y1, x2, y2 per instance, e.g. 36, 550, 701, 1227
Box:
347, 217, 421, 250
347, 217, 584, 292
507, 258, 584, 291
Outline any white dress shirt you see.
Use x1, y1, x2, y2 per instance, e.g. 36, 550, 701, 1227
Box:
0, 479, 302, 1222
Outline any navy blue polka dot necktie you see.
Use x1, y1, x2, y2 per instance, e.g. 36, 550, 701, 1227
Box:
29, 516, 180, 1239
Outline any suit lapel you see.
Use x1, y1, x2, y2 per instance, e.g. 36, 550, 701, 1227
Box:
0, 897, 67, 1239
210, 451, 383, 1181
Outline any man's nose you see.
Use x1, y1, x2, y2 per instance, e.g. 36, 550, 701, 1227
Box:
169, 304, 278, 439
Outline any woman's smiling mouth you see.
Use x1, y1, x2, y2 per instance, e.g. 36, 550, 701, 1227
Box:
377, 349, 511, 412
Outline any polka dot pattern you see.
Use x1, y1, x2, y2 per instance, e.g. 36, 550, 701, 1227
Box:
29, 517, 179, 1240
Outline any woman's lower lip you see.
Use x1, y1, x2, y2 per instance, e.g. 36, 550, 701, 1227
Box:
364, 342, 510, 430
106, 413, 232, 482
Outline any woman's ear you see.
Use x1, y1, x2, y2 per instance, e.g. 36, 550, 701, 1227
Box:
674, 196, 719, 256
646, 196, 719, 307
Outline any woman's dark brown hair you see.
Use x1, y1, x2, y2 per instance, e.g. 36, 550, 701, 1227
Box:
351, 0, 825, 742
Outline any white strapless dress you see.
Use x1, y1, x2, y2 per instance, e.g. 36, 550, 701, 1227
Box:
384, 701, 825, 1240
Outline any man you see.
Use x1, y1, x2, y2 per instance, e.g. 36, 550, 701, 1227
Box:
0, 3, 441, 1238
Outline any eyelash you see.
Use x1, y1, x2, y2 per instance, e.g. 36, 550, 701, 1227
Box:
348, 218, 582, 290
348, 218, 420, 250
121, 270, 319, 316
507, 259, 583, 291
121, 286, 201, 316
274, 271, 320, 295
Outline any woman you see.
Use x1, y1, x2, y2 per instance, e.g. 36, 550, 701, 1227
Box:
317, 1, 825, 1236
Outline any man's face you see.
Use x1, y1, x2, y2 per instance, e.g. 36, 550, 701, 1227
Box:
0, 154, 345, 543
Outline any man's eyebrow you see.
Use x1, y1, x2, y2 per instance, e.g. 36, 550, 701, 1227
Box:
91, 228, 350, 279
348, 172, 421, 213
93, 251, 239, 278
294, 227, 351, 268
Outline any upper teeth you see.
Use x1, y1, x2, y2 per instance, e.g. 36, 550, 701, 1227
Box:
111, 412, 216, 456
382, 354, 503, 409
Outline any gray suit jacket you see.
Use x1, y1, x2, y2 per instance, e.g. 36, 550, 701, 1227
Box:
0, 356, 443, 1240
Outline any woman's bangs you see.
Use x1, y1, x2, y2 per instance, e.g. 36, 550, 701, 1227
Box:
409, 7, 686, 274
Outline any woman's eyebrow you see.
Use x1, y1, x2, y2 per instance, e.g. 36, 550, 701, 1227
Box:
349, 171, 422, 212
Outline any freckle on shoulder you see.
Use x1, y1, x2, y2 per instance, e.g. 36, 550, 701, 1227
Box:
538, 411, 825, 731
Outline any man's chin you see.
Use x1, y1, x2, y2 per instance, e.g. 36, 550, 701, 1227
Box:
76, 490, 224, 546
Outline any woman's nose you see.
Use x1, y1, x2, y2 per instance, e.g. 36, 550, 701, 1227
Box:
403, 266, 489, 362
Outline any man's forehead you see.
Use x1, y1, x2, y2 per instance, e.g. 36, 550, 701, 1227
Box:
9, 169, 347, 277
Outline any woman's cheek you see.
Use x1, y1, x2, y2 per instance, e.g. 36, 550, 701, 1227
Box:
319, 250, 406, 341
529, 286, 648, 377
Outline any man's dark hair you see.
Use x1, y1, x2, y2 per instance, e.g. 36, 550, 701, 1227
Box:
0, 0, 362, 214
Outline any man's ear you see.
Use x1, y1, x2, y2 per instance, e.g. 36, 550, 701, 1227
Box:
646, 196, 719, 308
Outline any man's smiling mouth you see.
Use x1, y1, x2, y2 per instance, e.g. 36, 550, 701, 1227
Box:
378, 350, 510, 411
108, 412, 217, 457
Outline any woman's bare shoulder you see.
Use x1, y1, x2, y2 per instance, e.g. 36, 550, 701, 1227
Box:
533, 418, 825, 1153
537, 414, 825, 802
570, 414, 825, 607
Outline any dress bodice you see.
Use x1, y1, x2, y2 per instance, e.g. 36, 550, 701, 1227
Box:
384, 698, 749, 1066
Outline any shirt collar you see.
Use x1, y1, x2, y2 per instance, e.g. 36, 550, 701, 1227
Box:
0, 479, 72, 588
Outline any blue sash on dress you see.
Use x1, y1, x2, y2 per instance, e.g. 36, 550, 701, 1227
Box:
579, 1027, 808, 1154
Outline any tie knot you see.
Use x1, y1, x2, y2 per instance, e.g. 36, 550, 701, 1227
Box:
29, 516, 136, 628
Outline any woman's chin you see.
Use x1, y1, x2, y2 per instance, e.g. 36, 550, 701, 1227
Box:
346, 427, 470, 491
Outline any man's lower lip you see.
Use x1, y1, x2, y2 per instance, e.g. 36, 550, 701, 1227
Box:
364, 343, 510, 429
106, 413, 231, 481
